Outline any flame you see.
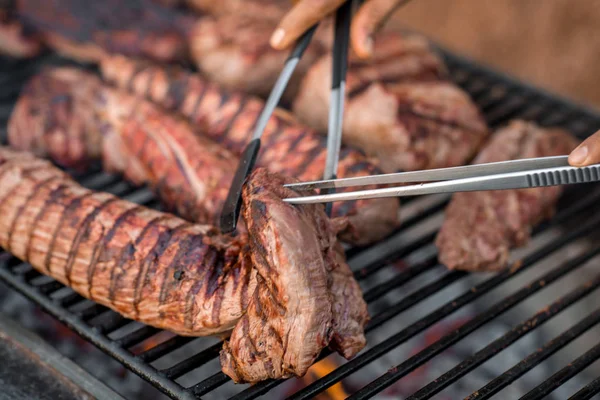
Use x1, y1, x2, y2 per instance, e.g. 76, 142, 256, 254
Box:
302, 358, 348, 400
130, 330, 174, 355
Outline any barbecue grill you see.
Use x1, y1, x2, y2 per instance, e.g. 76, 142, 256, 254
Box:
2, 42, 600, 399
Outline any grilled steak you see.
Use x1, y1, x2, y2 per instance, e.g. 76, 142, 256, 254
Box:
100, 55, 401, 245
9, 68, 236, 226
0, 147, 368, 380
293, 33, 489, 173
221, 169, 368, 382
435, 120, 579, 271
13, 0, 325, 100
0, 147, 257, 335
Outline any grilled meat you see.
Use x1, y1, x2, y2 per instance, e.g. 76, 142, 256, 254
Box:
221, 169, 368, 382
0, 147, 257, 335
9, 68, 236, 226
17, 0, 194, 63
0, 147, 368, 380
293, 33, 489, 173
0, 4, 40, 57
14, 0, 324, 100
100, 55, 401, 245
435, 120, 579, 271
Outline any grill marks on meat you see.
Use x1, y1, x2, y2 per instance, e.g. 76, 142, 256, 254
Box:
435, 120, 579, 271
188, 12, 327, 101
0, 147, 257, 335
100, 55, 401, 245
220, 169, 368, 383
9, 68, 237, 226
16, 0, 193, 63
293, 33, 489, 173
0, 148, 368, 380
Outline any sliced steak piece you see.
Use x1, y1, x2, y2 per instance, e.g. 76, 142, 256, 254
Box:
293, 32, 489, 173
100, 55, 401, 245
220, 168, 368, 383
435, 120, 579, 271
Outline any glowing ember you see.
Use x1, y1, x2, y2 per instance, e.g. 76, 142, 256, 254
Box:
302, 358, 348, 400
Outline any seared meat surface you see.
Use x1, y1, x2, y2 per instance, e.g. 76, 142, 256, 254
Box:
0, 147, 256, 335
100, 55, 401, 245
9, 68, 236, 226
435, 120, 579, 271
221, 169, 368, 382
293, 33, 489, 173
0, 147, 368, 381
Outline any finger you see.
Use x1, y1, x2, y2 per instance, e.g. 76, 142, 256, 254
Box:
270, 0, 347, 50
351, 0, 411, 59
569, 130, 600, 166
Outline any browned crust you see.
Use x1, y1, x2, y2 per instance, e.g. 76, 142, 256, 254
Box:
8, 67, 238, 227
100, 55, 401, 245
0, 147, 257, 335
435, 120, 579, 271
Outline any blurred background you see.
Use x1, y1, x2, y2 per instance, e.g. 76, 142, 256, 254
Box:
393, 0, 600, 109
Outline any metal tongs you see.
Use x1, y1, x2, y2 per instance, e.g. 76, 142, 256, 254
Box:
220, 0, 354, 232
283, 155, 600, 204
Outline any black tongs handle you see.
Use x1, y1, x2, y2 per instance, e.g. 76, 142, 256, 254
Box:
323, 0, 353, 217
219, 24, 319, 234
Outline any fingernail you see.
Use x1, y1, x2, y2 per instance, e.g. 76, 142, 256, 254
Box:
270, 28, 285, 48
364, 36, 373, 55
569, 145, 588, 165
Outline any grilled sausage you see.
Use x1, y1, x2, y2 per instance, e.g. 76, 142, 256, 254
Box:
0, 146, 257, 335
9, 67, 236, 226
100, 56, 401, 245
293, 32, 489, 173
435, 120, 579, 271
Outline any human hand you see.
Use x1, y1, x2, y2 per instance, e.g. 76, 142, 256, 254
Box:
569, 130, 600, 166
269, 0, 411, 59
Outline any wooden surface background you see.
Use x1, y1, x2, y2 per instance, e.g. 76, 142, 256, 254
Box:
391, 0, 600, 109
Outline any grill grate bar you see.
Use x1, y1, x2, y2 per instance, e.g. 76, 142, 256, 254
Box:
345, 213, 600, 400
138, 336, 196, 363
568, 376, 600, 400
466, 309, 600, 400
162, 341, 223, 380
353, 231, 437, 279
116, 326, 160, 348
520, 341, 600, 400
36, 280, 65, 295
283, 193, 600, 400
190, 372, 230, 398
362, 256, 438, 303
406, 266, 600, 400
0, 260, 194, 400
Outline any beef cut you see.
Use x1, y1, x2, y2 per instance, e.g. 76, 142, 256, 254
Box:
0, 147, 369, 382
221, 169, 368, 382
435, 120, 579, 271
0, 147, 256, 335
292, 33, 489, 173
99, 55, 401, 245
9, 68, 236, 226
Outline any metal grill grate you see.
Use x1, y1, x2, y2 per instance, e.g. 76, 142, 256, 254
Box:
1, 46, 600, 400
